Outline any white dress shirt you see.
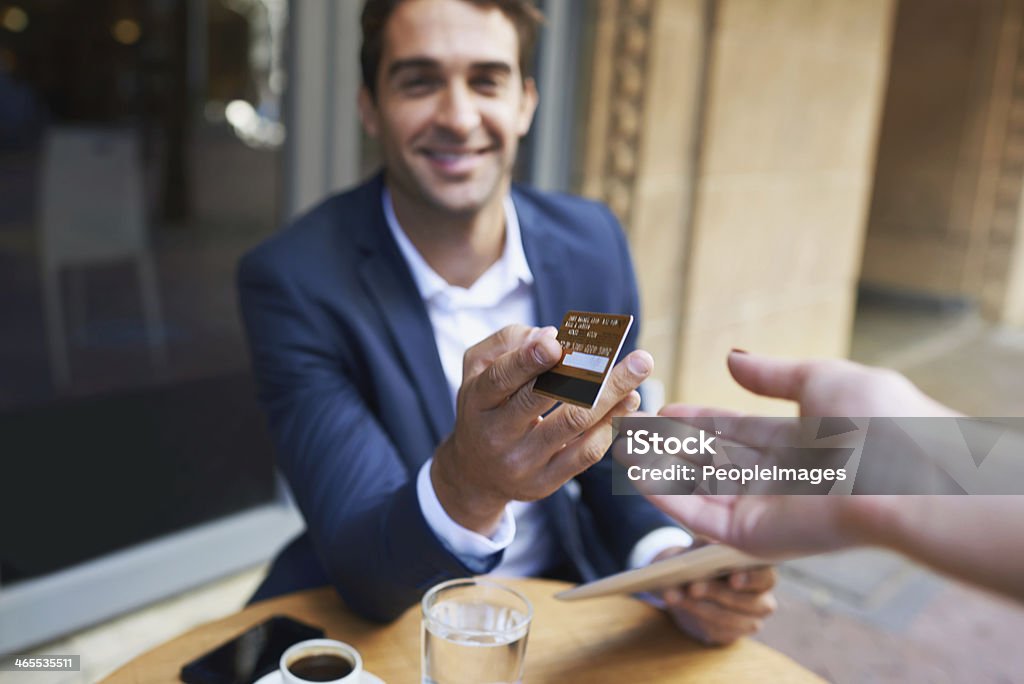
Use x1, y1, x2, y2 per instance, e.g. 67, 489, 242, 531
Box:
382, 188, 691, 577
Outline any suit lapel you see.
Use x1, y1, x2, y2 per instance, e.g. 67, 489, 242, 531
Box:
353, 177, 455, 444
514, 189, 573, 328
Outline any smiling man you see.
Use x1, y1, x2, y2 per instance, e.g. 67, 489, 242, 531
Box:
238, 0, 776, 646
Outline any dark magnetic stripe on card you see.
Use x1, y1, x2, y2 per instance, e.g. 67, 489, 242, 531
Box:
533, 372, 601, 407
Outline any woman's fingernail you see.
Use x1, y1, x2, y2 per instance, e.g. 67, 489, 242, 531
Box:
730, 348, 748, 355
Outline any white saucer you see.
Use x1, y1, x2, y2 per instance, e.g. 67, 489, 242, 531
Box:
253, 669, 384, 684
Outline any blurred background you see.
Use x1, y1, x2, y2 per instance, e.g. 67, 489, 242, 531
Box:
1, 0, 1023, 681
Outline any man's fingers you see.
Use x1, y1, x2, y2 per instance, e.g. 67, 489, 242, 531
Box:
728, 566, 777, 593
470, 328, 562, 409
727, 350, 811, 402
502, 373, 561, 424
686, 578, 778, 617
601, 350, 654, 410
665, 593, 764, 644
544, 391, 642, 483
534, 349, 652, 445
463, 324, 550, 381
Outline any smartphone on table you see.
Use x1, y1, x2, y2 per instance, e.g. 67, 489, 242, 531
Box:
179, 615, 324, 684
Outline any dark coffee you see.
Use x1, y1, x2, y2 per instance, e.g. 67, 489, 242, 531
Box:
287, 653, 354, 681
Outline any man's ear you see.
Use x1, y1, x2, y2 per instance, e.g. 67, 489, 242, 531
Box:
358, 86, 380, 138
517, 77, 539, 137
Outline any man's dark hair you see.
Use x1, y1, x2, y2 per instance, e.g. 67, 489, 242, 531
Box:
360, 0, 544, 99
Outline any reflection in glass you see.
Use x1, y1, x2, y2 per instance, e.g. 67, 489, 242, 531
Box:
0, 0, 285, 585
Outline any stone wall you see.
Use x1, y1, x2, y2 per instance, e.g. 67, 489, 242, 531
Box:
581, 0, 896, 411
862, 0, 1024, 325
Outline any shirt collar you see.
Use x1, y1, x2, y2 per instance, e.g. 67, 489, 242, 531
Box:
382, 187, 534, 306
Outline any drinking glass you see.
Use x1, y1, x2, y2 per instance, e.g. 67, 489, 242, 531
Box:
421, 578, 533, 684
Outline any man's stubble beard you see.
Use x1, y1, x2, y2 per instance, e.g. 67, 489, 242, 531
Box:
390, 149, 518, 220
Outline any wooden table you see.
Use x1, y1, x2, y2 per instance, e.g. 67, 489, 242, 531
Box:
103, 578, 821, 683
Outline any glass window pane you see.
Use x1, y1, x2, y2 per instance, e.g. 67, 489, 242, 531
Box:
0, 0, 288, 584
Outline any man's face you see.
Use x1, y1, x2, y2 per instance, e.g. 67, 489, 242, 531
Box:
359, 0, 538, 216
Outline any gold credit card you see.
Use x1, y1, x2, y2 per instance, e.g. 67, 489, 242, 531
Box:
533, 311, 634, 408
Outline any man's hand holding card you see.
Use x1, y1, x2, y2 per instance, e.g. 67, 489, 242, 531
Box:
430, 317, 652, 536
430, 315, 779, 646
533, 311, 634, 408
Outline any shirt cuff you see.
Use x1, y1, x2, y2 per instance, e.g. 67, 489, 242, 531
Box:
416, 458, 516, 562
627, 526, 695, 570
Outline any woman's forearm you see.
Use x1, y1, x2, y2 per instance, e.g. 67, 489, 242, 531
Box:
853, 496, 1024, 602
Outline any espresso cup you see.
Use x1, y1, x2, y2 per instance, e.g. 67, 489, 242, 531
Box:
280, 639, 363, 684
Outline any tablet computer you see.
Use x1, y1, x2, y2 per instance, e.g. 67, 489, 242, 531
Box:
555, 544, 767, 601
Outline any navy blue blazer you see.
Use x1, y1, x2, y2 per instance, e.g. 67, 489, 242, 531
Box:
238, 173, 676, 621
